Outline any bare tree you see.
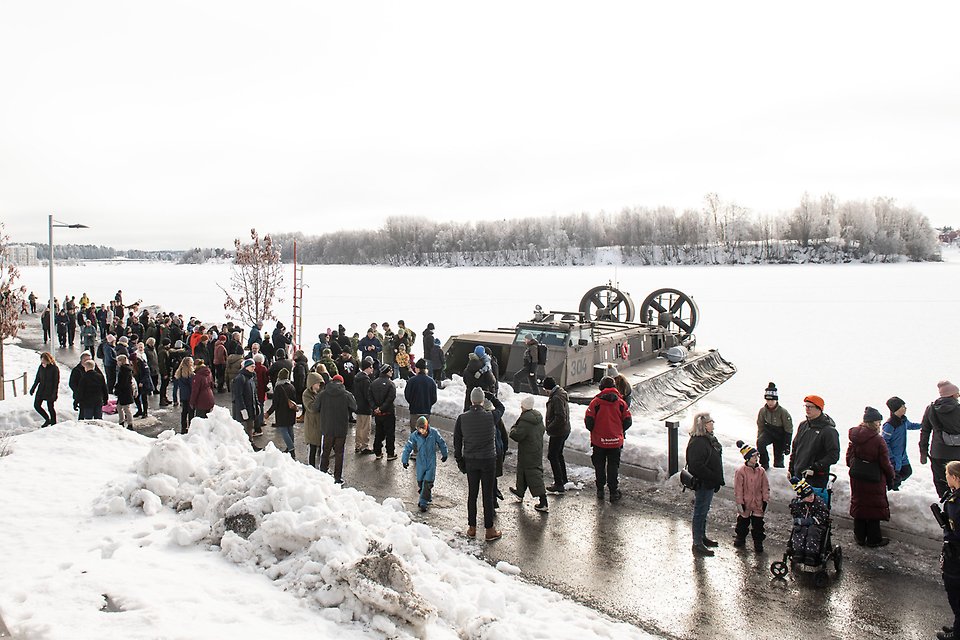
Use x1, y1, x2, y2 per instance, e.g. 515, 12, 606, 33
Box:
0, 224, 27, 386
220, 229, 284, 327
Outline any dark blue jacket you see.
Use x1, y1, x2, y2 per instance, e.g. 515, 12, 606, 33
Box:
881, 414, 921, 472
404, 372, 437, 414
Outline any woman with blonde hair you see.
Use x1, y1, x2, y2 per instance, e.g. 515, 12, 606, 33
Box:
30, 351, 59, 427
173, 357, 195, 434
686, 412, 725, 557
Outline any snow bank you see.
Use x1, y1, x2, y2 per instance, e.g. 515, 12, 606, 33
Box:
87, 411, 652, 639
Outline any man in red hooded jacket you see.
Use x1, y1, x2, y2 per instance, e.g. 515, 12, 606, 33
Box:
585, 376, 632, 502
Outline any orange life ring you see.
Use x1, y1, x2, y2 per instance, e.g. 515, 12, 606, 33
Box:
621, 342, 630, 359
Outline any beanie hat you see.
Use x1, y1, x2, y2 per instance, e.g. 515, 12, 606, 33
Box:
939, 380, 960, 398
322, 348, 332, 357
542, 376, 557, 391
599, 376, 616, 390
161, 338, 171, 346
415, 358, 426, 370
380, 364, 393, 376
362, 356, 375, 369
416, 415, 429, 429
885, 396, 905, 413
736, 440, 759, 461
791, 477, 814, 499
426, 323, 435, 331
764, 382, 778, 400
483, 399, 494, 411
803, 395, 824, 410
605, 364, 619, 378
474, 345, 486, 357
174, 340, 183, 349
306, 372, 323, 388
520, 395, 535, 411
118, 336, 128, 344
863, 406, 883, 423
242, 358, 255, 368
434, 338, 441, 346
278, 368, 290, 380
332, 374, 344, 383
106, 334, 116, 343
218, 335, 226, 341
470, 386, 485, 405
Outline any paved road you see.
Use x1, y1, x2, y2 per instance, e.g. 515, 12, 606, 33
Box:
14, 319, 952, 640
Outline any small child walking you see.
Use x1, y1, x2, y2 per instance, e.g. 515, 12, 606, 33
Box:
402, 416, 449, 512
734, 440, 770, 552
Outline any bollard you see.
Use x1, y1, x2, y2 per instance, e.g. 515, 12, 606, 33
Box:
666, 420, 679, 477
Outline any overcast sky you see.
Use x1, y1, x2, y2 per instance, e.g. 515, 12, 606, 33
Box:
1, 1, 958, 250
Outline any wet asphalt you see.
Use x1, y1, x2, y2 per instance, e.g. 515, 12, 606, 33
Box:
15, 321, 950, 640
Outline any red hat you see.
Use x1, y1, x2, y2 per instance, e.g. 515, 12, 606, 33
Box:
803, 395, 824, 410
332, 374, 344, 383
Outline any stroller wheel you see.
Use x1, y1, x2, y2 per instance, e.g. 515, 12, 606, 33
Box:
833, 546, 842, 573
770, 561, 788, 579
814, 570, 828, 588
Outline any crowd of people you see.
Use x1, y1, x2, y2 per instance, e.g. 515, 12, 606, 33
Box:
23, 292, 960, 638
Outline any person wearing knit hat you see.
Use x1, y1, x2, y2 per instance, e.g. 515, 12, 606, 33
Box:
370, 360, 399, 461
791, 476, 814, 500
509, 396, 549, 512
231, 353, 260, 451
921, 381, 960, 498
586, 375, 632, 504
881, 396, 921, 491
788, 393, 840, 493
401, 414, 449, 512
265, 363, 298, 458
733, 439, 769, 552
542, 376, 571, 494
757, 381, 793, 470
847, 406, 895, 547
454, 375, 502, 542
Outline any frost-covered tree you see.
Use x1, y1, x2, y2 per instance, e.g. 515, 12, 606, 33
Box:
0, 224, 27, 388
220, 229, 283, 327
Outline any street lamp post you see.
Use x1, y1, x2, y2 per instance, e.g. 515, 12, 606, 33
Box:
48, 215, 88, 350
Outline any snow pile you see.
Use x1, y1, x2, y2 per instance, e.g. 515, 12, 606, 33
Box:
92, 410, 652, 639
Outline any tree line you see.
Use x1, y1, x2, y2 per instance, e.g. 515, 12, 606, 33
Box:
269, 193, 940, 265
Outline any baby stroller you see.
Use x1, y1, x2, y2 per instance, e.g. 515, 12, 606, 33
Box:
770, 473, 842, 587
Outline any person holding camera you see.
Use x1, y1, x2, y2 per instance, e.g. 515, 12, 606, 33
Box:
936, 461, 960, 640
686, 412, 724, 557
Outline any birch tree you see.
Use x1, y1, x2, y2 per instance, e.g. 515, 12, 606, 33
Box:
220, 229, 283, 327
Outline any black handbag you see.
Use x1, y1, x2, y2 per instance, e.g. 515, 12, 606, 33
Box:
849, 456, 882, 482
679, 467, 700, 491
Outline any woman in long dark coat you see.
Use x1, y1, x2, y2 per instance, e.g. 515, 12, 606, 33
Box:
847, 406, 896, 547
30, 351, 59, 426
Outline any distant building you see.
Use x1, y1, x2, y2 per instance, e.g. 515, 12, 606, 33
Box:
939, 230, 960, 244
3, 244, 39, 266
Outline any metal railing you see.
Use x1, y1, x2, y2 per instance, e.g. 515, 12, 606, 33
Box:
0, 372, 28, 401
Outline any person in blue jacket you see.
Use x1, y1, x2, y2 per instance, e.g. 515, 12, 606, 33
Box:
882, 396, 922, 490
402, 416, 449, 512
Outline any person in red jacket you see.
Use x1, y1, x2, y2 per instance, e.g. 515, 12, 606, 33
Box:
585, 376, 632, 502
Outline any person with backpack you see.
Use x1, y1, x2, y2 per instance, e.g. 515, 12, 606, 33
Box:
922, 381, 960, 499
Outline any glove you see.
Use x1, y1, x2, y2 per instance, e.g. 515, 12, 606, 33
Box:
441, 455, 448, 463
783, 444, 791, 456
474, 371, 481, 379
484, 391, 494, 400
803, 469, 814, 478
403, 463, 409, 469
920, 451, 928, 465
456, 458, 466, 473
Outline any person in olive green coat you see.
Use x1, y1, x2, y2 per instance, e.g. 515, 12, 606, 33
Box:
302, 372, 324, 468
509, 395, 549, 512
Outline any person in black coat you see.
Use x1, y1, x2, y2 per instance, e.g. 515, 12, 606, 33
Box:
30, 351, 60, 426
370, 364, 398, 459
940, 461, 960, 639
76, 359, 108, 420
686, 412, 725, 557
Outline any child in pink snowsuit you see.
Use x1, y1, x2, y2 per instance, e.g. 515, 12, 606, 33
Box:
734, 440, 770, 552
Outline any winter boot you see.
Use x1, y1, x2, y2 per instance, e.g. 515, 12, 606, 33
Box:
702, 536, 719, 548
534, 496, 548, 512
754, 539, 764, 553
466, 526, 477, 538
609, 488, 622, 503
733, 537, 746, 548
546, 484, 565, 493
692, 543, 715, 557
596, 487, 605, 500
484, 527, 502, 542
509, 487, 523, 500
